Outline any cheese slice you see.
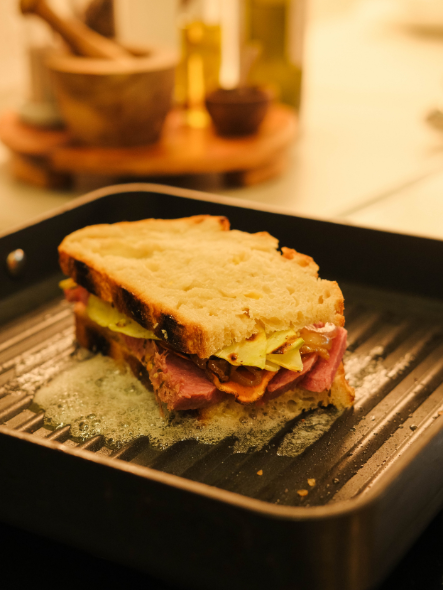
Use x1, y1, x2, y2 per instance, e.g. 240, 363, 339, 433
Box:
215, 329, 267, 369
266, 338, 304, 372
87, 294, 159, 340
266, 329, 298, 354
59, 278, 78, 291
215, 327, 305, 372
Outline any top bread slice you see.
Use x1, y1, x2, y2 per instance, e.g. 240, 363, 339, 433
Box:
59, 215, 345, 359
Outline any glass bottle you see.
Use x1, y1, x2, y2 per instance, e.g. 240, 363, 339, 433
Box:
175, 0, 222, 127
243, 0, 306, 110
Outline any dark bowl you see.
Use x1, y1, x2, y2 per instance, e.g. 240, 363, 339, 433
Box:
205, 86, 273, 137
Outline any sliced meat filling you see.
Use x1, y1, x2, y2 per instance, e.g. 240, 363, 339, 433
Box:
147, 346, 226, 411
263, 353, 319, 401
121, 334, 148, 363
64, 285, 89, 305
300, 327, 348, 392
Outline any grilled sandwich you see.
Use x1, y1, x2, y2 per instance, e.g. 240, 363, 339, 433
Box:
59, 215, 354, 415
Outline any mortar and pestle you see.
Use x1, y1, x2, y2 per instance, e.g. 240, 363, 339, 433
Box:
20, 0, 177, 147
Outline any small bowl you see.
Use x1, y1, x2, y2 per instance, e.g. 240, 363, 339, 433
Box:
205, 86, 272, 137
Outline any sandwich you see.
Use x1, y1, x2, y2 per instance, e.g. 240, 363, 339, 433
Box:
58, 215, 354, 417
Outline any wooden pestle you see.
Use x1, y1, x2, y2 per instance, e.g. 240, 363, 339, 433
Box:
20, 0, 131, 60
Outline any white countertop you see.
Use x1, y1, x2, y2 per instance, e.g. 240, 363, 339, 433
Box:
2, 0, 443, 240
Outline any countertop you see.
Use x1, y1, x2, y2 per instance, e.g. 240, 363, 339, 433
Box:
1, 1, 443, 588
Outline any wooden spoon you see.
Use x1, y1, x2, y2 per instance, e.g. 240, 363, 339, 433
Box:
20, 0, 131, 60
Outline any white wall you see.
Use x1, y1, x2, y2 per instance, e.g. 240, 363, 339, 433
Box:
115, 0, 179, 49
0, 0, 27, 97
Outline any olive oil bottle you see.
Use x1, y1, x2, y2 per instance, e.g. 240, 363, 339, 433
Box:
243, 0, 306, 110
175, 0, 222, 127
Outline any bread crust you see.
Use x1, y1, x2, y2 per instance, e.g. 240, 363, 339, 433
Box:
281, 247, 319, 277
59, 215, 345, 358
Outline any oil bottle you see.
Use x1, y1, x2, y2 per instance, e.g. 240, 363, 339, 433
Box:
175, 0, 222, 127
243, 0, 306, 110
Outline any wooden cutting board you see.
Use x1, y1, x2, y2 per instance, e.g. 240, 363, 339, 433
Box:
0, 104, 297, 188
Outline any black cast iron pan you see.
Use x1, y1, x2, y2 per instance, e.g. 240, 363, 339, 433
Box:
1, 184, 443, 590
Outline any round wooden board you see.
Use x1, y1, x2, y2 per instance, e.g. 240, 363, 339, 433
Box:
0, 104, 297, 186
0, 111, 70, 156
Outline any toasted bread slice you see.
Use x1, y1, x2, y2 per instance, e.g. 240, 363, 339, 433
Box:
59, 215, 345, 359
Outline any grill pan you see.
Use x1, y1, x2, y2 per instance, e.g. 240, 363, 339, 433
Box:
1, 184, 443, 590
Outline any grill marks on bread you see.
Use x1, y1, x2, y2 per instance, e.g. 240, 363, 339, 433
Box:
59, 215, 345, 359
73, 260, 97, 295
119, 287, 149, 327
157, 314, 188, 352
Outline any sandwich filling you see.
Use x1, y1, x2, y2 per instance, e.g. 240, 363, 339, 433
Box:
62, 279, 349, 412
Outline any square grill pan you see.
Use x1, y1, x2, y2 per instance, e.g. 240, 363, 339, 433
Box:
1, 184, 443, 590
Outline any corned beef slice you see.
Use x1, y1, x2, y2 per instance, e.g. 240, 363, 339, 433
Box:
300, 327, 348, 392
64, 285, 89, 305
265, 353, 318, 400
122, 334, 147, 362
150, 350, 225, 411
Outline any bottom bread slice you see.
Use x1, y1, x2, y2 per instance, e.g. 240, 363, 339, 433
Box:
74, 307, 354, 418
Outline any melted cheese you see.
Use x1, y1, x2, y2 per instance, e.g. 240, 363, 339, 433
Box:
59, 277, 77, 290
215, 328, 305, 372
60, 280, 158, 340
215, 328, 267, 369
266, 329, 298, 353
87, 294, 159, 340
267, 338, 304, 371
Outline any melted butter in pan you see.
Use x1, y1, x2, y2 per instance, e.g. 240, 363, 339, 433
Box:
33, 354, 342, 454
